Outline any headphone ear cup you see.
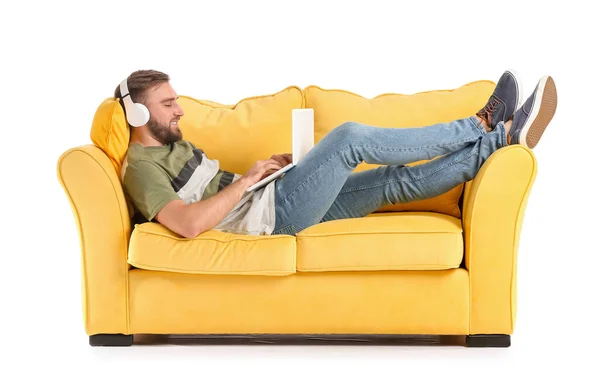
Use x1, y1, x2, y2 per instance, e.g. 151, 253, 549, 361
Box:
130, 103, 150, 127
122, 100, 150, 127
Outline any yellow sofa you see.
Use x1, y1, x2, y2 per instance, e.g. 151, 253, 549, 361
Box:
56, 80, 537, 348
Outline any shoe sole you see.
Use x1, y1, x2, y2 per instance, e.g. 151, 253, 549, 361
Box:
517, 76, 557, 149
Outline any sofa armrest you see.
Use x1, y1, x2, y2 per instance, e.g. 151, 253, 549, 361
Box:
461, 145, 537, 334
56, 144, 131, 335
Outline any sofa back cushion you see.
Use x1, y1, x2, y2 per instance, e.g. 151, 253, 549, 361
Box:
90, 86, 304, 178
176, 86, 303, 175
90, 97, 130, 175
303, 81, 495, 218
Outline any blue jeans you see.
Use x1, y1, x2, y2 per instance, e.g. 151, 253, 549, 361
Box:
271, 116, 508, 236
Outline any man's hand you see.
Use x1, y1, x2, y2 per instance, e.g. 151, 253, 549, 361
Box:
270, 153, 292, 167
241, 159, 283, 186
258, 153, 292, 181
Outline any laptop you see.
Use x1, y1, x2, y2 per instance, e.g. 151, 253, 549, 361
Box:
246, 108, 315, 192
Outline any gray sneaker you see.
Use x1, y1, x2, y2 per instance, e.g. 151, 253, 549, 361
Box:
509, 76, 557, 149
477, 70, 522, 129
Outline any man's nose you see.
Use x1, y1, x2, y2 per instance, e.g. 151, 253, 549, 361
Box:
175, 103, 184, 116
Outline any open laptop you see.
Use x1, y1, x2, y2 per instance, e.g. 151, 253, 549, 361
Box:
246, 108, 314, 192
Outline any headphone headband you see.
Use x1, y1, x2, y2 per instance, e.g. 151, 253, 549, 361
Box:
119, 77, 150, 127
120, 79, 130, 99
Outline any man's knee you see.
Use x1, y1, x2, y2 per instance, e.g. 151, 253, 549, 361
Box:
332, 121, 365, 141
336, 121, 358, 131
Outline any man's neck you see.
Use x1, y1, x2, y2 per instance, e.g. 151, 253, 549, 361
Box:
129, 130, 164, 147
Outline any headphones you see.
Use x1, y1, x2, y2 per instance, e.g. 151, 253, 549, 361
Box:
119, 78, 150, 127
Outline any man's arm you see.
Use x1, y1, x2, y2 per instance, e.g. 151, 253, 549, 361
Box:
153, 157, 284, 238
156, 177, 253, 238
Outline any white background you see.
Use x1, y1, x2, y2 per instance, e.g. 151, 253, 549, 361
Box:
1, 0, 598, 381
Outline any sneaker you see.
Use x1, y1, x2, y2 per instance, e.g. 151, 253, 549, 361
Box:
509, 76, 557, 149
477, 69, 522, 129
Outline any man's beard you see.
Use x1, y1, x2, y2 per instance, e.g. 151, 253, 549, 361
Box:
147, 117, 182, 146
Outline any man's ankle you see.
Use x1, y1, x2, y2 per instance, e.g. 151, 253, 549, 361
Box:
476, 116, 492, 133
505, 119, 512, 144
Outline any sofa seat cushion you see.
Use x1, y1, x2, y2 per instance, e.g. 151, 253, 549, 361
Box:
128, 223, 297, 276
296, 212, 463, 272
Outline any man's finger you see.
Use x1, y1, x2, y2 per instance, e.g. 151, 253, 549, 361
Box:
276, 153, 291, 165
270, 155, 286, 166
283, 153, 292, 163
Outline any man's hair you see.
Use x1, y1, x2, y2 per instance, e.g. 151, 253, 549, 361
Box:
114, 69, 170, 109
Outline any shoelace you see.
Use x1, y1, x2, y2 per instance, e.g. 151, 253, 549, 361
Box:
476, 96, 501, 130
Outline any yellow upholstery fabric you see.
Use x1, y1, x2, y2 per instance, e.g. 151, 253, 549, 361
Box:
128, 212, 462, 275
462, 145, 537, 334
56, 145, 131, 335
303, 81, 496, 218
128, 268, 469, 335
176, 86, 304, 175
90, 98, 130, 176
296, 212, 463, 272
129, 223, 296, 276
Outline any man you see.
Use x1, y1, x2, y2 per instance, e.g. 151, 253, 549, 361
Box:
117, 69, 557, 237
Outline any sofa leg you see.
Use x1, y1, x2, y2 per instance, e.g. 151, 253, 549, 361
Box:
465, 334, 510, 347
89, 334, 134, 347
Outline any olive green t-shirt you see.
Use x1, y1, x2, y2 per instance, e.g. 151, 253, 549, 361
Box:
121, 140, 276, 236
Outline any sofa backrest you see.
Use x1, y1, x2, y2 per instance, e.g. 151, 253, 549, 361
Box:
89, 86, 304, 178
90, 81, 494, 221
176, 86, 304, 175
303, 81, 496, 218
